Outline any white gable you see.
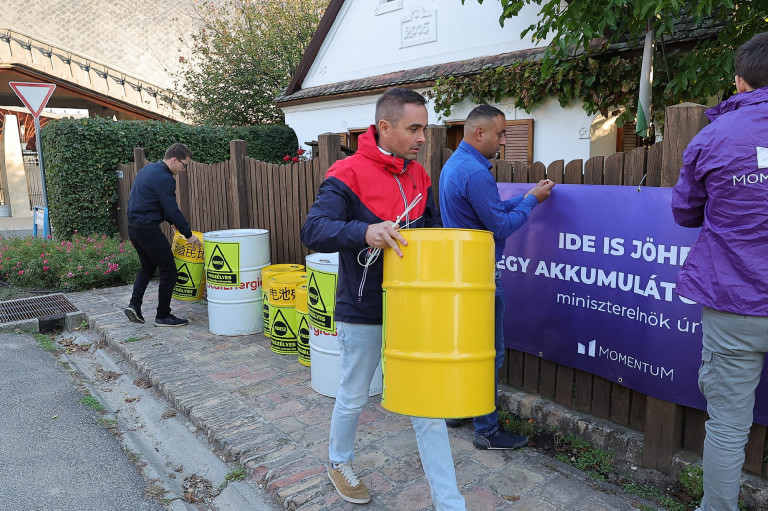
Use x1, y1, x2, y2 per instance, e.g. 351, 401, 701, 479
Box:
302, 0, 549, 89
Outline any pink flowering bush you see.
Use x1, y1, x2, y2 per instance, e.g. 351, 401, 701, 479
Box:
0, 233, 140, 291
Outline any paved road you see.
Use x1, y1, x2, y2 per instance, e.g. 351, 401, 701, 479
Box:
0, 328, 281, 511
0, 331, 164, 511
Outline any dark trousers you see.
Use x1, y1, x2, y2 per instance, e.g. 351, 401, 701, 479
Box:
128, 225, 177, 319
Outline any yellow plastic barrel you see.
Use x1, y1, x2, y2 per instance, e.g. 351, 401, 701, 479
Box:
295, 284, 310, 366
268, 272, 307, 355
261, 264, 304, 338
171, 230, 205, 301
381, 228, 496, 418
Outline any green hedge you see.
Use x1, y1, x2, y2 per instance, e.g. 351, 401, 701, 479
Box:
40, 118, 297, 236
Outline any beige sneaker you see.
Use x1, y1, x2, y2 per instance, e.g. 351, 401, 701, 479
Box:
327, 463, 371, 504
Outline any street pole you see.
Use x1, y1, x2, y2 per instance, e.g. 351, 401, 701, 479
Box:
34, 116, 50, 236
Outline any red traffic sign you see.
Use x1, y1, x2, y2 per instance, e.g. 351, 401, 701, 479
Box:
9, 82, 56, 118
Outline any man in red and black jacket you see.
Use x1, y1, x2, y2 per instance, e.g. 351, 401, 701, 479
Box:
301, 88, 465, 510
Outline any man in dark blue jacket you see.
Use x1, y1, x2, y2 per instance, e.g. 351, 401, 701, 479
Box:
301, 88, 466, 510
125, 143, 201, 327
440, 105, 553, 449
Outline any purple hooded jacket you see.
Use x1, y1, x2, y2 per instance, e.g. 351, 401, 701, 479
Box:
672, 86, 768, 316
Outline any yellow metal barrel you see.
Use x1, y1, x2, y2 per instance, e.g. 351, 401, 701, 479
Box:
171, 230, 205, 301
261, 264, 304, 338
268, 272, 307, 355
295, 284, 311, 366
381, 228, 496, 418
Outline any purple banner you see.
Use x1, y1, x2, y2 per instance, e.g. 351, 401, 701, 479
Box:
498, 183, 768, 425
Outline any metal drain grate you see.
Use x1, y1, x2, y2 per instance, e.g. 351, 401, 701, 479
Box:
0, 293, 79, 322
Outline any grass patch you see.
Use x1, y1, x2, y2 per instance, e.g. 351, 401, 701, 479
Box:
553, 433, 613, 481
34, 333, 58, 352
124, 336, 142, 343
224, 466, 246, 483
498, 409, 545, 438
96, 417, 117, 426
79, 395, 105, 412
125, 448, 142, 464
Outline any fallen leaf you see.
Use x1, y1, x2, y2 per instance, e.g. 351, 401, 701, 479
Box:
502, 495, 521, 501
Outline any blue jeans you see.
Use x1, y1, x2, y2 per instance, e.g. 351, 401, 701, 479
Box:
473, 274, 505, 437
329, 322, 466, 511
698, 307, 768, 511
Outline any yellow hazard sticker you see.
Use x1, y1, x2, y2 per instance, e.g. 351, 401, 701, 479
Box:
262, 289, 272, 337
307, 268, 336, 333
270, 306, 298, 354
297, 314, 310, 365
205, 241, 239, 286
173, 260, 205, 299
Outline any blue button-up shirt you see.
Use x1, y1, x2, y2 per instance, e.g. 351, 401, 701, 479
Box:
439, 141, 539, 260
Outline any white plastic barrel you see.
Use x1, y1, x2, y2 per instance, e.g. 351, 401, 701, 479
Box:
306, 252, 339, 333
204, 229, 270, 336
309, 326, 383, 397
306, 252, 382, 397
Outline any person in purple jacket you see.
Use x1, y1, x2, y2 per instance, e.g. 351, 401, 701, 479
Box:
672, 32, 768, 511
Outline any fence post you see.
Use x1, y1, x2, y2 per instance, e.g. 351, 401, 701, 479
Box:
316, 133, 341, 188
228, 140, 249, 229
660, 103, 708, 187
133, 147, 145, 170
642, 102, 708, 474
419, 125, 447, 207
177, 160, 190, 224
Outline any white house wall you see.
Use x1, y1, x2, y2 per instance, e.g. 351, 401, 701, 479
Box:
284, 0, 602, 167
442, 97, 594, 167
283, 91, 594, 168
303, 0, 548, 89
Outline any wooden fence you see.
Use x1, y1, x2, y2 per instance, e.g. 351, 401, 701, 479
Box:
115, 103, 767, 479
117, 142, 332, 265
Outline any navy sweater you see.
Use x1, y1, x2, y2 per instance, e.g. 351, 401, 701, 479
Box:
300, 126, 441, 324
126, 160, 192, 238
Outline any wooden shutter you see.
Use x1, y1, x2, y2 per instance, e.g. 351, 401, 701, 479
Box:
617, 122, 640, 152
502, 119, 533, 163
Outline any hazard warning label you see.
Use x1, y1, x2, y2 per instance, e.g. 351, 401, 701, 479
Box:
307, 269, 336, 333
205, 241, 239, 285
270, 307, 297, 354
172, 261, 204, 299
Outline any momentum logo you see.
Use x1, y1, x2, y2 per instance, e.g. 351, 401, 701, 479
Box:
576, 339, 673, 381
577, 340, 596, 357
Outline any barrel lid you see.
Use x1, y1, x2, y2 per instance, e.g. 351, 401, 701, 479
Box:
306, 252, 339, 265
203, 229, 269, 239
270, 272, 308, 284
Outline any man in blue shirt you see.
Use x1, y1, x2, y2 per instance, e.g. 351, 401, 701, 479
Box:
440, 105, 553, 449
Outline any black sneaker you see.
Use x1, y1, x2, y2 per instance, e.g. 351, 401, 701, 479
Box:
473, 429, 528, 450
153, 314, 189, 327
124, 305, 145, 324
445, 418, 473, 428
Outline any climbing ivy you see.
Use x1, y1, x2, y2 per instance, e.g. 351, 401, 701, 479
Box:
431, 1, 766, 127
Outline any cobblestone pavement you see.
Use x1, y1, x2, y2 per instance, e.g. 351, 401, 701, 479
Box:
67, 283, 658, 511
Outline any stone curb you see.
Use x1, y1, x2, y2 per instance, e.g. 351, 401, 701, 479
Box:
87, 311, 330, 510
0, 310, 86, 334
